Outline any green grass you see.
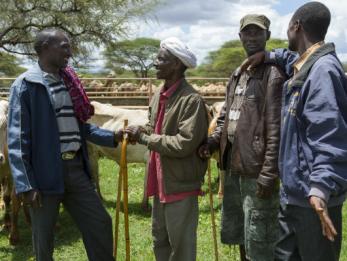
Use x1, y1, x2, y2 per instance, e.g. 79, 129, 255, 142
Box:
1, 158, 346, 261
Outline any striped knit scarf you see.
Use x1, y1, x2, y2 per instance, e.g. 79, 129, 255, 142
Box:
60, 66, 94, 122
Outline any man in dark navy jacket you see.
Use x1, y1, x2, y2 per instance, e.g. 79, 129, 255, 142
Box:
242, 2, 347, 261
7, 29, 121, 261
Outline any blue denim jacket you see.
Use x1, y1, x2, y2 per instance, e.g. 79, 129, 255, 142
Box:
7, 64, 116, 194
269, 45, 347, 207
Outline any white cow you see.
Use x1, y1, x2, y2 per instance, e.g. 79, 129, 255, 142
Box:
0, 99, 30, 245
0, 100, 8, 166
87, 101, 150, 209
0, 100, 10, 225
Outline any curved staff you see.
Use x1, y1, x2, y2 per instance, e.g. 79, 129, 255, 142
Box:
114, 119, 130, 260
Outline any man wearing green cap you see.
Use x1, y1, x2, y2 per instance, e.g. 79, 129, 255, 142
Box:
199, 14, 286, 261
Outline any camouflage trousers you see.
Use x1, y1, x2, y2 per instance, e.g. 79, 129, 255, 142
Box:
221, 174, 280, 261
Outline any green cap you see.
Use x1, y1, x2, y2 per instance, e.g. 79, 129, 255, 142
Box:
239, 14, 270, 32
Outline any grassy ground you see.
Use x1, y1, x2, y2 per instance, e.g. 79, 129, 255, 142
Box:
0, 158, 346, 261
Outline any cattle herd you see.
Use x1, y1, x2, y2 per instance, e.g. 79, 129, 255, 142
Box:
0, 98, 223, 245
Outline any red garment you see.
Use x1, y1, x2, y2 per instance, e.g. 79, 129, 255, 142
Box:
146, 79, 201, 203
60, 66, 94, 122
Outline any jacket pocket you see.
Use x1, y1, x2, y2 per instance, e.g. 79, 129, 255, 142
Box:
252, 135, 265, 160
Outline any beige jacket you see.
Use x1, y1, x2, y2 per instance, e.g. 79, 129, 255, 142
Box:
139, 79, 208, 194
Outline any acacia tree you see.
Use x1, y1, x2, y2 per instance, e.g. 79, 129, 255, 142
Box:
0, 0, 158, 56
0, 52, 25, 76
104, 38, 160, 77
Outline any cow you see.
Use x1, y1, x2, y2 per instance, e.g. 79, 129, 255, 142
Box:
0, 99, 30, 245
87, 101, 150, 210
0, 99, 10, 228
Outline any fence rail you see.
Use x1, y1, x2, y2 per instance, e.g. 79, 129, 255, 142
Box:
0, 77, 228, 106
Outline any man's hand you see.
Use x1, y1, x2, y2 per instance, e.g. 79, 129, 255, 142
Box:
240, 51, 266, 73
198, 137, 219, 159
256, 183, 273, 199
125, 125, 146, 143
309, 196, 337, 241
114, 129, 124, 143
22, 190, 41, 209
198, 143, 212, 159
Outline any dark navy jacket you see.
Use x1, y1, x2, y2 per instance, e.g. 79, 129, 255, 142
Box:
7, 64, 116, 194
270, 44, 347, 207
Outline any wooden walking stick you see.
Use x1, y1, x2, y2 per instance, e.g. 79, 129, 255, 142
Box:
207, 158, 219, 261
121, 120, 130, 261
113, 119, 130, 260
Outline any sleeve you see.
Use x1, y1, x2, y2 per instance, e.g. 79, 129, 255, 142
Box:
209, 78, 232, 146
302, 64, 347, 202
139, 97, 208, 158
7, 80, 37, 194
265, 49, 299, 78
83, 123, 117, 148
257, 68, 285, 188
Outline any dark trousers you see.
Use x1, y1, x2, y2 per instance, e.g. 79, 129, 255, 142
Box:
274, 203, 342, 261
30, 153, 114, 261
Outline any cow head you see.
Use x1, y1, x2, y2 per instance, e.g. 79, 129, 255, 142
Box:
0, 100, 8, 165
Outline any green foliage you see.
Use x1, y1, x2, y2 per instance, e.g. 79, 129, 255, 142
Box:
104, 38, 160, 77
195, 38, 288, 77
0, 52, 25, 76
0, 159, 347, 260
0, 0, 158, 56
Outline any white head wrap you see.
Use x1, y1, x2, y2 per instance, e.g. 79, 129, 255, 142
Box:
160, 37, 197, 68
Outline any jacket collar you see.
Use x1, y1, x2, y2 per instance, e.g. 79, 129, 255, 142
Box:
23, 63, 46, 85
288, 42, 336, 90
233, 63, 267, 81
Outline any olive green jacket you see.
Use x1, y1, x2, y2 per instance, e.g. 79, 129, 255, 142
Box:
139, 79, 208, 194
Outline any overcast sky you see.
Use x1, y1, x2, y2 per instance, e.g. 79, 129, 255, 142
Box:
122, 0, 347, 64
72, 0, 347, 71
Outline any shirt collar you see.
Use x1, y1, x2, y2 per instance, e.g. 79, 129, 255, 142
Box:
293, 41, 324, 74
160, 78, 183, 98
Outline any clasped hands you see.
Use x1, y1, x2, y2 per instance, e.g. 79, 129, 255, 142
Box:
114, 125, 146, 144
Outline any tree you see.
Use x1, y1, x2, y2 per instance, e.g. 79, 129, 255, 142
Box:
0, 52, 25, 76
104, 38, 160, 77
194, 38, 288, 77
0, 0, 158, 56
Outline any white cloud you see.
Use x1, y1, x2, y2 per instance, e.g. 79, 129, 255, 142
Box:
94, 0, 347, 72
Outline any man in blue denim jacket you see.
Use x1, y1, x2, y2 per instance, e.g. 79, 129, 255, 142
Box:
241, 2, 347, 261
7, 29, 122, 261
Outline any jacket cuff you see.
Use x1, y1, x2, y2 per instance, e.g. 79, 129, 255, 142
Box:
207, 136, 220, 152
138, 132, 150, 146
256, 174, 275, 188
309, 184, 331, 203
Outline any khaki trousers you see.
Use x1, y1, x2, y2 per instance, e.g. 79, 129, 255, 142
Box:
152, 195, 199, 261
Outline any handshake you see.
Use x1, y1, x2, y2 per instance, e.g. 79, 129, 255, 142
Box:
114, 125, 147, 144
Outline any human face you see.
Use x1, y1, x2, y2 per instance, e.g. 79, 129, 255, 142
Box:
153, 48, 180, 80
287, 19, 299, 51
44, 32, 72, 70
239, 24, 269, 56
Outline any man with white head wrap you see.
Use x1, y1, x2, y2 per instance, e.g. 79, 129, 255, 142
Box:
126, 37, 208, 261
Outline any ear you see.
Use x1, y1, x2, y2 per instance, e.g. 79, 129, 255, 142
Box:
238, 32, 242, 40
41, 41, 50, 52
293, 20, 301, 32
266, 30, 271, 40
